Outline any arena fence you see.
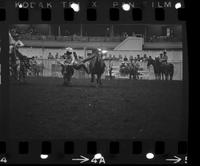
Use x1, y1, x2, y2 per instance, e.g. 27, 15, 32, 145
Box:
32, 59, 183, 80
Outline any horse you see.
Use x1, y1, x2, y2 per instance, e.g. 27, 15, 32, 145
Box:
147, 58, 161, 80
147, 58, 174, 80
88, 52, 106, 86
9, 46, 31, 82
160, 62, 174, 80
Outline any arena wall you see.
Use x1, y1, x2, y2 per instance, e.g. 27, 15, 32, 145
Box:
19, 47, 182, 62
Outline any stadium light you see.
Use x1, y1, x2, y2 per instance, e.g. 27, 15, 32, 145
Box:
175, 2, 182, 9
146, 153, 154, 159
40, 154, 49, 159
102, 50, 108, 54
70, 3, 80, 12
19, 4, 23, 8
122, 3, 131, 11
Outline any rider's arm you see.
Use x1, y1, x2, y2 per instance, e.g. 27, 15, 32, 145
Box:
70, 53, 75, 65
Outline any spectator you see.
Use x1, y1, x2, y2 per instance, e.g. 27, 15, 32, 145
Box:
30, 56, 37, 65
122, 32, 128, 39
143, 54, 147, 62
136, 54, 141, 61
148, 56, 153, 61
132, 57, 136, 63
60, 54, 65, 59
48, 52, 54, 59
129, 55, 134, 62
65, 30, 70, 36
136, 58, 140, 66
124, 56, 128, 61
108, 61, 113, 79
73, 33, 78, 40
55, 52, 59, 59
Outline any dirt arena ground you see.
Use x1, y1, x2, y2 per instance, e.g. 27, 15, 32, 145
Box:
4, 77, 187, 140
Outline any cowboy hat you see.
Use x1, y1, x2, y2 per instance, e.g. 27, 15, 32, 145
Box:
15, 40, 24, 47
65, 47, 73, 51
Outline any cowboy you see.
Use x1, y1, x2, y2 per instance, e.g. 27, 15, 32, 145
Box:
163, 50, 168, 64
65, 48, 74, 65
57, 48, 74, 75
159, 53, 165, 63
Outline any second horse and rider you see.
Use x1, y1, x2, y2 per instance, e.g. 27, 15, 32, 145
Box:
119, 50, 169, 80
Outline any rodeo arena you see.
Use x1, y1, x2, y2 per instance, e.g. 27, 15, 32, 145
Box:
2, 24, 187, 140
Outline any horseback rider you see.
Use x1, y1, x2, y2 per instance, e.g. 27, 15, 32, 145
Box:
162, 50, 168, 64
159, 50, 168, 65
159, 53, 165, 64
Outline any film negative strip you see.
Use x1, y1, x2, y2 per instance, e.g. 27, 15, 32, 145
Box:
0, 0, 189, 164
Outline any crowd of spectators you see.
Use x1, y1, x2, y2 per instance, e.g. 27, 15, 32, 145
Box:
9, 25, 141, 42
10, 26, 43, 39
106, 53, 149, 63
148, 35, 181, 42
47, 51, 83, 60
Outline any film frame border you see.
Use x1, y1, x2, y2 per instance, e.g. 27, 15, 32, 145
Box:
0, 140, 188, 164
0, 0, 189, 164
